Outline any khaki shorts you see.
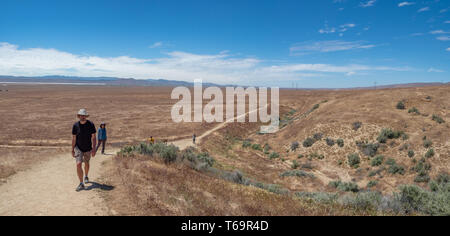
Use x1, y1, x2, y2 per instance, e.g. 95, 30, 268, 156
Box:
74, 147, 91, 164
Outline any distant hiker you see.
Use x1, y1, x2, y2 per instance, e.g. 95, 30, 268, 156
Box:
192, 134, 196, 144
96, 122, 107, 154
148, 136, 155, 145
72, 109, 97, 192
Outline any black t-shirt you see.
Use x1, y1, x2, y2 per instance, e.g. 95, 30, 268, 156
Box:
72, 120, 96, 152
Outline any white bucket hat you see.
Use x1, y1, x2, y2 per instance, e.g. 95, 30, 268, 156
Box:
77, 109, 89, 116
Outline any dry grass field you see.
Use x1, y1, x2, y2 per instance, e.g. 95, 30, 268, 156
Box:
0, 84, 448, 215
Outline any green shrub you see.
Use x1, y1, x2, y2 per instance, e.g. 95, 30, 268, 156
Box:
242, 140, 252, 148
291, 141, 299, 151
432, 114, 445, 124
312, 104, 320, 110
396, 101, 406, 110
329, 181, 359, 192
367, 180, 378, 188
313, 133, 323, 141
325, 138, 335, 146
414, 171, 430, 183
297, 154, 304, 159
337, 139, 344, 147
295, 192, 338, 204
408, 150, 415, 158
377, 128, 404, 143
196, 152, 215, 168
291, 160, 300, 169
251, 143, 263, 151
303, 137, 316, 147
388, 163, 405, 175
396, 185, 450, 216
159, 144, 179, 163
269, 152, 280, 159
310, 152, 324, 160
280, 170, 315, 178
371, 155, 384, 166
425, 149, 435, 158
352, 122, 362, 131
385, 158, 396, 166
357, 142, 379, 157
401, 133, 409, 140
408, 107, 420, 114
423, 139, 433, 148
347, 153, 360, 168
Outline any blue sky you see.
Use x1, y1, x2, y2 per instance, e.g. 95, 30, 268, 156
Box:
0, 0, 449, 87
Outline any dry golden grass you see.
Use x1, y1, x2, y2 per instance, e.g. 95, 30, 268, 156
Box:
103, 154, 384, 216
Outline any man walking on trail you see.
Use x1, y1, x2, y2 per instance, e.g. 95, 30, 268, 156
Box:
192, 134, 196, 144
72, 109, 97, 192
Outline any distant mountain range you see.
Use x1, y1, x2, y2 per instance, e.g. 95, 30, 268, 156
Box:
0, 75, 223, 87
0, 75, 448, 89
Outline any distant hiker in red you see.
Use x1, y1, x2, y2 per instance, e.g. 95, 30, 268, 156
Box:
72, 109, 97, 192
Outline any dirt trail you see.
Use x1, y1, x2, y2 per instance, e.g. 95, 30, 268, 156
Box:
0, 107, 267, 216
170, 105, 267, 149
0, 149, 120, 216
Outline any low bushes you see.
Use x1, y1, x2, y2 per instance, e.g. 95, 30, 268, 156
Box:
386, 159, 405, 175
269, 152, 280, 159
291, 141, 299, 151
326, 138, 335, 146
377, 128, 404, 143
425, 149, 435, 158
367, 181, 378, 188
357, 141, 379, 157
371, 155, 384, 167
329, 181, 359, 192
347, 153, 360, 168
423, 139, 433, 148
303, 137, 316, 148
337, 139, 344, 147
432, 114, 445, 124
352, 122, 362, 131
408, 107, 420, 115
396, 101, 406, 110
280, 170, 315, 178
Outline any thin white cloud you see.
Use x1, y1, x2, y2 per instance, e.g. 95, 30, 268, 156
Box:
418, 7, 430, 13
430, 30, 450, 34
446, 48, 450, 52
445, 21, 450, 24
319, 23, 356, 34
360, 0, 376, 8
290, 40, 375, 54
437, 36, 450, 41
149, 42, 163, 48
0, 42, 411, 85
398, 2, 415, 7
428, 68, 445, 73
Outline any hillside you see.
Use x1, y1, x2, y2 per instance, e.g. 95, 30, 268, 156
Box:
105, 85, 449, 216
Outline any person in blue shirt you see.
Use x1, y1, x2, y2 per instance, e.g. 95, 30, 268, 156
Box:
96, 122, 107, 154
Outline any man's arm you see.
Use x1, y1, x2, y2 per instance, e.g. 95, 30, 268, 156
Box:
91, 133, 97, 157
72, 135, 76, 157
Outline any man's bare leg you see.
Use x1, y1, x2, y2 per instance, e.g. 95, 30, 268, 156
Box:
77, 163, 84, 183
84, 162, 90, 179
